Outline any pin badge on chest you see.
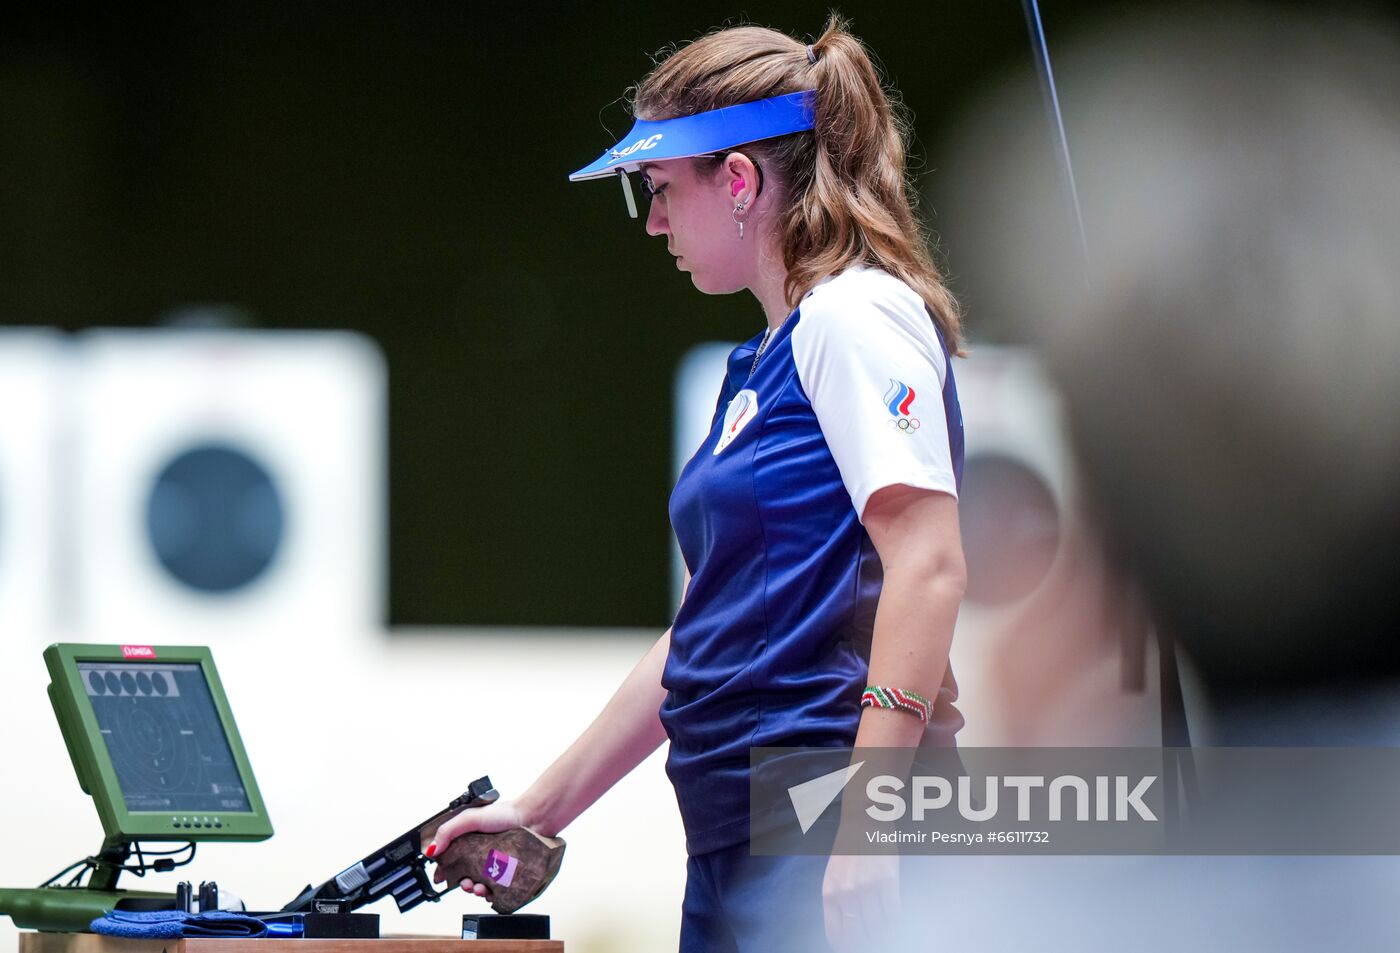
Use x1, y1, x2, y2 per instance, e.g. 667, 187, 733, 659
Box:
714, 389, 759, 455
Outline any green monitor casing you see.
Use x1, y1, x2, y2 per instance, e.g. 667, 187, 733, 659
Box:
43, 643, 273, 845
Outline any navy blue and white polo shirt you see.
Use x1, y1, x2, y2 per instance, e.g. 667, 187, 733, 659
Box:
663, 265, 966, 855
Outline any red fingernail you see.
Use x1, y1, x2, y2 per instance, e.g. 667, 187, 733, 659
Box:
425, 844, 437, 858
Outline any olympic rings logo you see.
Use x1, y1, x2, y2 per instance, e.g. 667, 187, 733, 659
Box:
883, 379, 921, 435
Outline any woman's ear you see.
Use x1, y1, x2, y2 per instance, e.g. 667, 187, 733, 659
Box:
724, 153, 761, 206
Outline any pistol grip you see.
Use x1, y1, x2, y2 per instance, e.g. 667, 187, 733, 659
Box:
434, 828, 566, 914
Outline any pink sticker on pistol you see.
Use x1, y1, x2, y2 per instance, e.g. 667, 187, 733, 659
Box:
483, 849, 518, 887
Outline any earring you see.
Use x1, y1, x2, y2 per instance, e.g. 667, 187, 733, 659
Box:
733, 203, 746, 240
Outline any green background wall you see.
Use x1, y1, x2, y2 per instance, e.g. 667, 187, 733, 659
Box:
0, 1, 1126, 626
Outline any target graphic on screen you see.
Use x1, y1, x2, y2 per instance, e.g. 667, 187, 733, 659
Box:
79, 662, 251, 813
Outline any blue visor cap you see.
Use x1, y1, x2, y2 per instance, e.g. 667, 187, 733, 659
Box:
567, 90, 816, 181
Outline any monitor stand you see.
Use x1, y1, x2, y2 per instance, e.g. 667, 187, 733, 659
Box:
0, 838, 176, 933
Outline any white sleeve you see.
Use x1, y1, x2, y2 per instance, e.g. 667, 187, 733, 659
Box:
790, 276, 958, 522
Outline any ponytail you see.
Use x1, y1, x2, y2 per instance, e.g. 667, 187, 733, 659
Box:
797, 16, 963, 352
634, 15, 964, 353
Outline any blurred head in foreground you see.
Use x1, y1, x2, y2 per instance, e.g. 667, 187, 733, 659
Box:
945, 6, 1400, 704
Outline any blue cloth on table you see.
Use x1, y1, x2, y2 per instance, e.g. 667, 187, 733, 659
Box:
90, 909, 268, 939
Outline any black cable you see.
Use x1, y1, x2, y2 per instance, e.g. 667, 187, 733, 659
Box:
38, 859, 91, 889
38, 843, 197, 889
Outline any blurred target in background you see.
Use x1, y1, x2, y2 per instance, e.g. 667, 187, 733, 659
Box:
938, 345, 1160, 746
68, 328, 387, 643
0, 330, 68, 639
669, 338, 1153, 744
956, 346, 1070, 611
670, 342, 736, 609
146, 441, 287, 595
944, 345, 1147, 745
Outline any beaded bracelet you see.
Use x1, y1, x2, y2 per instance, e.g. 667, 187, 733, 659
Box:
861, 685, 933, 724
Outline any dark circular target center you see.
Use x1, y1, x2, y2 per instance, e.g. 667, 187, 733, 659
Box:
146, 444, 286, 593
960, 454, 1061, 606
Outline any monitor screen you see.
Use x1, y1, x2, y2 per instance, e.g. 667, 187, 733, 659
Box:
77, 661, 253, 814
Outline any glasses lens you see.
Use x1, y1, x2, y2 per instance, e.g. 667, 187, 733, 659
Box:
618, 169, 638, 219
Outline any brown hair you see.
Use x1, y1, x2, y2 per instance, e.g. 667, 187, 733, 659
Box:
633, 15, 964, 354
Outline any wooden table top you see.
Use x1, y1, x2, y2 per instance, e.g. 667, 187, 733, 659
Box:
19, 932, 563, 953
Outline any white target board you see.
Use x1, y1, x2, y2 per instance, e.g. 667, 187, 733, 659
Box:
69, 330, 386, 644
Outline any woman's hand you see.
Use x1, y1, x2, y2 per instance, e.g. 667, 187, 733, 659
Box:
427, 799, 526, 898
822, 853, 901, 951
